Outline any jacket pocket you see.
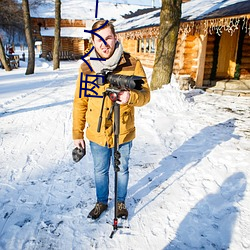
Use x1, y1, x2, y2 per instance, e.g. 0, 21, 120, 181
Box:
120, 106, 135, 134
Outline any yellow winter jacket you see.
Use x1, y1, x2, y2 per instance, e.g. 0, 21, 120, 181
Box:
72, 52, 150, 148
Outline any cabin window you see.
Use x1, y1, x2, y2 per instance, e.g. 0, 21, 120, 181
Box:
137, 38, 156, 54
150, 38, 155, 53
146, 38, 150, 53
137, 39, 141, 53
137, 38, 145, 53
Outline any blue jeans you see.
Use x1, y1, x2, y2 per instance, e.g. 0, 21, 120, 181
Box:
90, 141, 132, 205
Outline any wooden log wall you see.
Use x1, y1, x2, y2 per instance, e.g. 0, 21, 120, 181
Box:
121, 39, 156, 68
121, 39, 137, 54
240, 35, 250, 79
134, 53, 155, 68
183, 35, 198, 79
32, 18, 86, 29
41, 37, 53, 58
61, 38, 74, 52
203, 30, 250, 82
203, 34, 215, 82
173, 34, 185, 75
120, 31, 200, 76
41, 37, 87, 59
173, 34, 199, 80
72, 39, 87, 56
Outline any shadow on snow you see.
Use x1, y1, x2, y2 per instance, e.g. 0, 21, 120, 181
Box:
164, 172, 247, 249
128, 118, 239, 213
0, 100, 73, 117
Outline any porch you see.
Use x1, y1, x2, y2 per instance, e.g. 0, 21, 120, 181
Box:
205, 79, 250, 97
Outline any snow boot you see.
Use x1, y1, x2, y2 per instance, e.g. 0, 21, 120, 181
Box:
87, 202, 108, 220
117, 202, 128, 219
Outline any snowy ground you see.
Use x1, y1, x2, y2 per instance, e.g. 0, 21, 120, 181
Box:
0, 50, 250, 250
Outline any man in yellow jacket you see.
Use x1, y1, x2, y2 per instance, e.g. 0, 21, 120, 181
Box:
72, 20, 150, 220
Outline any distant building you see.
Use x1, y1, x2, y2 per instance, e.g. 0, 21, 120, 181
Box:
31, 18, 90, 60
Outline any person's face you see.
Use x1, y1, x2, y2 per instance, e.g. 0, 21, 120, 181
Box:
92, 26, 117, 59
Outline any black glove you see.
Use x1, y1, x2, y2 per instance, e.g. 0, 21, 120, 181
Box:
72, 146, 86, 162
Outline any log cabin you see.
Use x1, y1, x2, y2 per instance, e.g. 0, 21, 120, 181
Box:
30, 1, 151, 61
115, 0, 250, 93
31, 18, 90, 60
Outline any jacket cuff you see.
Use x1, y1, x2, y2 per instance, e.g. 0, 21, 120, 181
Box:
72, 130, 84, 140
128, 90, 136, 106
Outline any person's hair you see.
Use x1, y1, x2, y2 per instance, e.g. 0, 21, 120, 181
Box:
91, 20, 116, 41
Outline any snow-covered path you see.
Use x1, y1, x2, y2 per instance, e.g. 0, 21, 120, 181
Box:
0, 58, 249, 249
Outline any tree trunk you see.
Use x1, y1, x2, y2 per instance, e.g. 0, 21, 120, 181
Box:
0, 37, 11, 71
53, 0, 61, 70
22, 0, 35, 75
151, 0, 182, 90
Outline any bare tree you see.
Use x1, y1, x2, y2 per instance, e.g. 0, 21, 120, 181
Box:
22, 0, 35, 75
0, 37, 11, 71
0, 0, 23, 71
29, 0, 47, 8
151, 0, 182, 90
0, 0, 24, 35
53, 0, 61, 70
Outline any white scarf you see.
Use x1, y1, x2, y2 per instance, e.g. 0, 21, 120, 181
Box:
90, 41, 123, 74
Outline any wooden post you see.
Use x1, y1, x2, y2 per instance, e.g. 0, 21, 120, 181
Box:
195, 32, 207, 88
149, 39, 152, 53
139, 39, 142, 53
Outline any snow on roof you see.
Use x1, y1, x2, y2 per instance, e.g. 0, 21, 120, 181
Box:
115, 8, 160, 33
40, 27, 91, 39
115, 0, 250, 33
30, 0, 150, 20
182, 0, 250, 21
35, 41, 42, 45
